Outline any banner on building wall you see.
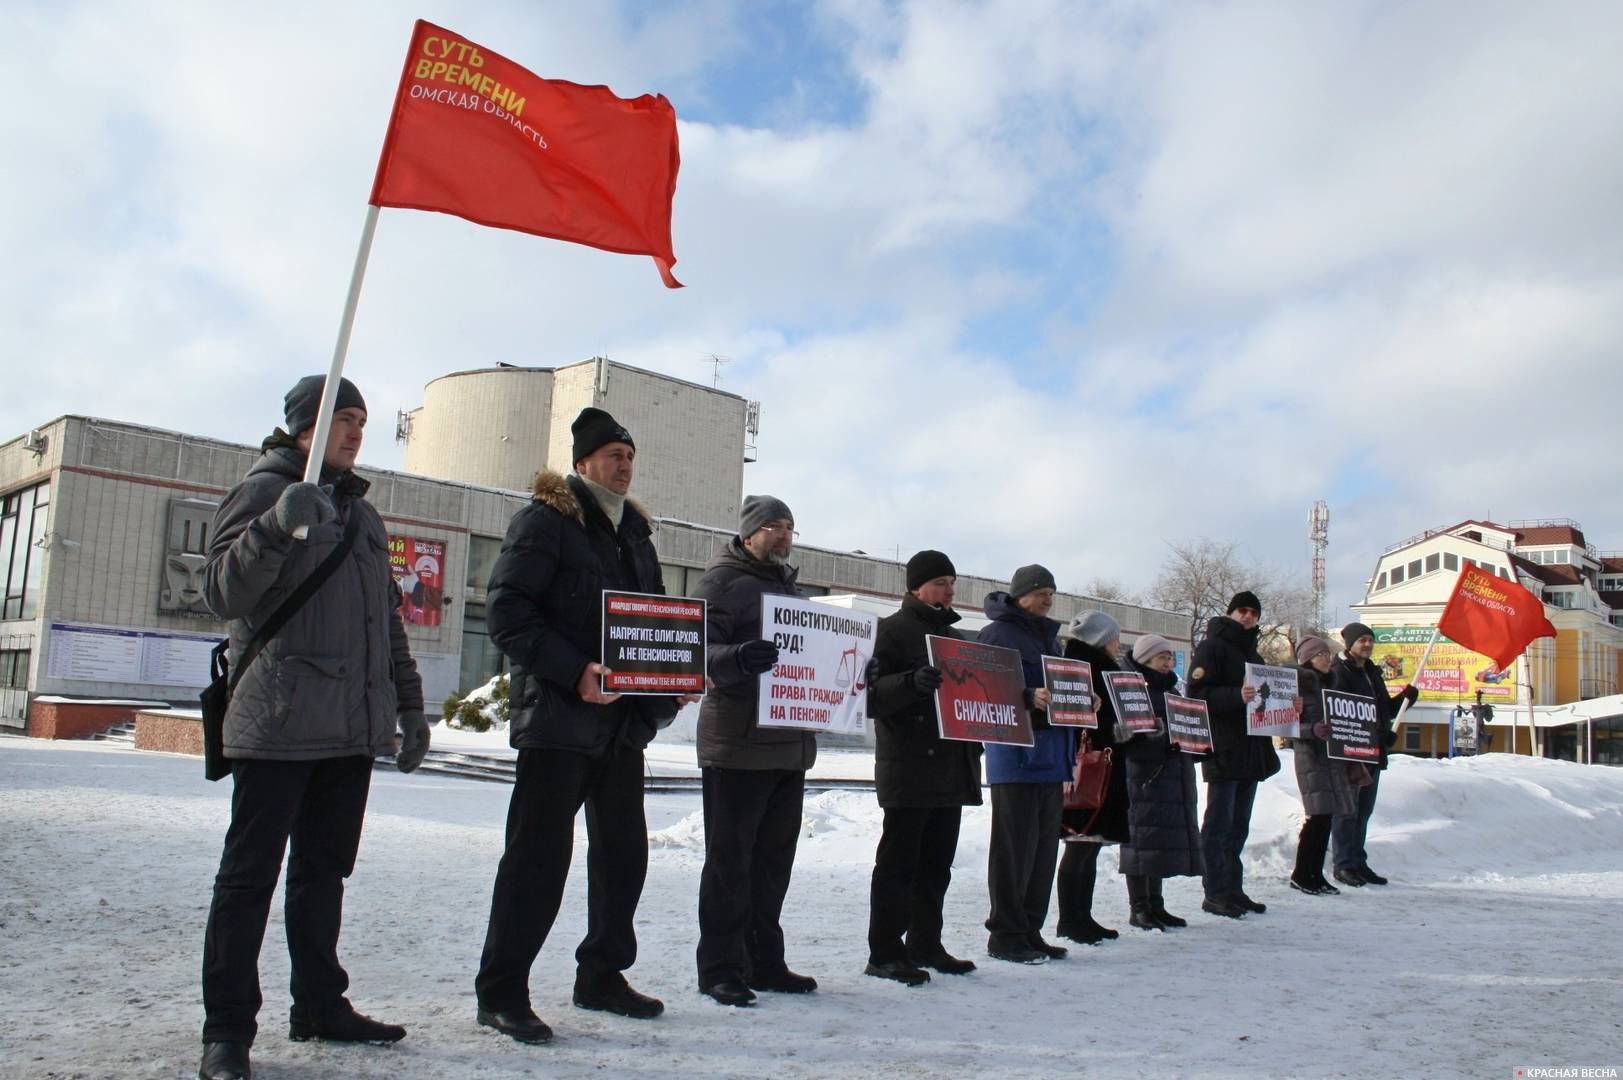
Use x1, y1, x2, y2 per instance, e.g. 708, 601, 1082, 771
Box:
388, 535, 446, 626
1370, 625, 1519, 704
600, 591, 707, 695
926, 635, 1033, 746
755, 594, 876, 735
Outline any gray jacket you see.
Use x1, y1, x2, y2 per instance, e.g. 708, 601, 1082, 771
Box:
1292, 664, 1357, 818
693, 538, 816, 771
204, 443, 422, 761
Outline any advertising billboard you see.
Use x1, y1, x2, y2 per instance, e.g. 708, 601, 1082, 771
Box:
1370, 625, 1519, 704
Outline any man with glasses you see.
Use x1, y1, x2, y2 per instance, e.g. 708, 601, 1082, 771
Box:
1187, 590, 1281, 919
692, 496, 818, 1007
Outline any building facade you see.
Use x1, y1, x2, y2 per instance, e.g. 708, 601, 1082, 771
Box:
1353, 518, 1623, 764
1, 402, 1188, 732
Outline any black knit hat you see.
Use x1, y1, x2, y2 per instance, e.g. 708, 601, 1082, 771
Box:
284, 375, 367, 435
1341, 622, 1375, 649
906, 550, 956, 591
571, 407, 634, 464
1009, 564, 1057, 599
1227, 590, 1262, 615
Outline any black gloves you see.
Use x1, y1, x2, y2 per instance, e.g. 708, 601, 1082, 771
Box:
737, 639, 779, 676
396, 710, 430, 773
909, 665, 944, 693
1400, 684, 1421, 704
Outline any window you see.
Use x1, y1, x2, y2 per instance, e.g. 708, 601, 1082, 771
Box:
2, 482, 49, 621
1425, 553, 1440, 573
1556, 550, 1569, 564
0, 647, 29, 725
1444, 553, 1459, 571
1404, 724, 1423, 752
1390, 565, 1406, 584
1376, 572, 1387, 590
1408, 560, 1422, 579
465, 536, 502, 600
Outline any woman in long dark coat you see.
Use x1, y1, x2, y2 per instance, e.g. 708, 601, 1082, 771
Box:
1054, 611, 1131, 945
1290, 636, 1358, 895
1122, 634, 1204, 930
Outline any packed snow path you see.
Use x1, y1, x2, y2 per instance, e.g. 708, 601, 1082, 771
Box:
3, 737, 1620, 1078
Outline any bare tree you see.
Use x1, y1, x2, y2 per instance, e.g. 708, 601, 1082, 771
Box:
1148, 539, 1256, 647
1082, 576, 1138, 604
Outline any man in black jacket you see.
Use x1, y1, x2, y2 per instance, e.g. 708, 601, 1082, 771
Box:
864, 551, 982, 986
1187, 590, 1280, 919
474, 408, 698, 1045
692, 495, 817, 1007
197, 376, 426, 1080
1329, 622, 1415, 887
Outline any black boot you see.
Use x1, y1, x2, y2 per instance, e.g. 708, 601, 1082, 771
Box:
1129, 897, 1166, 931
1148, 879, 1186, 928
289, 1004, 405, 1043
198, 1041, 251, 1080
1054, 842, 1100, 943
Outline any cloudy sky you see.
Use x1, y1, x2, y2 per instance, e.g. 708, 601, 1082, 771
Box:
8, 1, 1623, 619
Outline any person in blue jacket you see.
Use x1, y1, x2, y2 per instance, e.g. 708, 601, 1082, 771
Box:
978, 565, 1074, 965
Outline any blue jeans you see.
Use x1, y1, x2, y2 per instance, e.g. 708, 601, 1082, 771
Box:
1331, 768, 1381, 871
1200, 779, 1257, 900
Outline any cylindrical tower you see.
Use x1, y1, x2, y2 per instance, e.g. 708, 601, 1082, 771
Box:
402, 368, 557, 492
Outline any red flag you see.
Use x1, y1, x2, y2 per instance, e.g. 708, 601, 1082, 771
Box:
370, 20, 682, 287
1435, 565, 1558, 670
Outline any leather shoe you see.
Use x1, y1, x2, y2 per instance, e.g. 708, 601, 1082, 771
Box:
1312, 877, 1341, 895
573, 978, 664, 1019
288, 1006, 405, 1043
1028, 934, 1068, 959
864, 959, 930, 986
909, 948, 976, 975
987, 941, 1047, 964
1289, 875, 1328, 896
199, 1041, 250, 1080
1150, 903, 1187, 928
1232, 891, 1266, 914
700, 980, 757, 1007
477, 1007, 553, 1044
749, 968, 818, 994
1055, 921, 1106, 945
1201, 896, 1246, 919
1359, 865, 1389, 885
1333, 867, 1367, 888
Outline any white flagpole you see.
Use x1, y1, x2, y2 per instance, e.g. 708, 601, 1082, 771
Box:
298, 204, 382, 512
1392, 625, 1440, 727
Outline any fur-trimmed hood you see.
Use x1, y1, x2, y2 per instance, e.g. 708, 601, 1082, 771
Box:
531, 469, 652, 529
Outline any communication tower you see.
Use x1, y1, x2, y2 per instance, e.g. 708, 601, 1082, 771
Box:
1310, 500, 1330, 633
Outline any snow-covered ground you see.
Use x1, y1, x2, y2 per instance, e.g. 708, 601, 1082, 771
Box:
4, 736, 1621, 1079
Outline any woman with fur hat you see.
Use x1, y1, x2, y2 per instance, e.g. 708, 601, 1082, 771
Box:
1120, 633, 1204, 930
1052, 611, 1132, 944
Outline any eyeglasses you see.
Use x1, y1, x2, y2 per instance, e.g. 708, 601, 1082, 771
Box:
759, 524, 799, 538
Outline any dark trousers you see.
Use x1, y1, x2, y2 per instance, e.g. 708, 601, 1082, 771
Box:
1200, 778, 1258, 900
1294, 814, 1332, 880
1331, 769, 1381, 871
867, 805, 963, 964
475, 744, 647, 1011
984, 782, 1062, 947
201, 755, 372, 1045
1055, 840, 1101, 928
695, 767, 805, 987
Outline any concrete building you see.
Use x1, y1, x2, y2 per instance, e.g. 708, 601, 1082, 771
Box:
1, 383, 1189, 734
1353, 518, 1623, 764
401, 358, 750, 531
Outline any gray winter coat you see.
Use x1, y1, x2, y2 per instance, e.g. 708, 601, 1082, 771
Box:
693, 538, 816, 771
1292, 664, 1357, 818
204, 443, 422, 761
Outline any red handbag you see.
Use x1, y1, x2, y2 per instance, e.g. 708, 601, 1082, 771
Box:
1064, 732, 1113, 811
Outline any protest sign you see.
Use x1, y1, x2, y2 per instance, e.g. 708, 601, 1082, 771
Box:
1243, 662, 1301, 738
756, 595, 877, 735
926, 635, 1033, 747
1164, 693, 1213, 754
1042, 656, 1097, 728
1322, 689, 1382, 763
1104, 670, 1160, 736
1451, 708, 1479, 756
600, 591, 706, 694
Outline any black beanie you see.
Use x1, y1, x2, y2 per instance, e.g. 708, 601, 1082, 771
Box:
1227, 590, 1262, 615
906, 550, 956, 591
1009, 564, 1057, 598
571, 407, 634, 464
284, 375, 367, 435
1341, 622, 1375, 649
